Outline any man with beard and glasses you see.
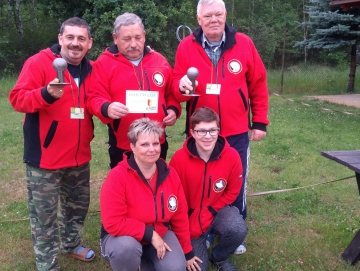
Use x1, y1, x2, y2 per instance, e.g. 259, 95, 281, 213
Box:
87, 12, 181, 169
9, 17, 95, 271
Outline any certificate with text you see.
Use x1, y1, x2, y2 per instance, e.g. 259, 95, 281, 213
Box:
126, 90, 159, 113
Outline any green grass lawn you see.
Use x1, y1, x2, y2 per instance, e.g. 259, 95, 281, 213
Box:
267, 65, 354, 95
1, 90, 360, 270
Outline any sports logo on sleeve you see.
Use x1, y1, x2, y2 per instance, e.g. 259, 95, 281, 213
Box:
153, 72, 165, 87
213, 179, 227, 192
168, 195, 178, 212
228, 60, 242, 74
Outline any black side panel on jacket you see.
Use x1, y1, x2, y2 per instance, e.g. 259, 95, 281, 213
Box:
23, 112, 41, 167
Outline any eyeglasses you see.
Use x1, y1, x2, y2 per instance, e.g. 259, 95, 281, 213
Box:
193, 129, 220, 136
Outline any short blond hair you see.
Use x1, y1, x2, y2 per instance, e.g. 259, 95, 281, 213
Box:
127, 118, 164, 145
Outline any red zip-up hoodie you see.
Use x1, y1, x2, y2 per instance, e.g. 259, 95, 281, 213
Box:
87, 44, 181, 151
9, 44, 94, 169
100, 152, 195, 260
169, 136, 242, 239
172, 23, 269, 136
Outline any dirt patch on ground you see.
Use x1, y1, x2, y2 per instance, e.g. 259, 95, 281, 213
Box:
305, 94, 360, 108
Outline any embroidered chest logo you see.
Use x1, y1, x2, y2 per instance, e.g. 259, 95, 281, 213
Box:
153, 72, 165, 87
213, 179, 227, 192
228, 60, 242, 74
168, 195, 178, 212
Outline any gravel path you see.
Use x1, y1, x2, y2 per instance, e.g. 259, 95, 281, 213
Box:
305, 94, 360, 108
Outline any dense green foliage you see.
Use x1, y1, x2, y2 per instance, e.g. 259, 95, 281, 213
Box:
295, 0, 360, 91
0, 0, 198, 72
0, 0, 359, 76
296, 0, 360, 50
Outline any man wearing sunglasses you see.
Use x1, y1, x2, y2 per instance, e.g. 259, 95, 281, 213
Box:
170, 106, 247, 271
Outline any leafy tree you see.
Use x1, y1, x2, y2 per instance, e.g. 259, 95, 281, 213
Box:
228, 0, 304, 68
0, 0, 59, 74
82, 0, 197, 64
38, 0, 92, 19
295, 0, 360, 92
0, 0, 197, 68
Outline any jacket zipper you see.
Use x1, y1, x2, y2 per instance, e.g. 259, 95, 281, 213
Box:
135, 65, 143, 89
199, 163, 207, 234
144, 70, 151, 90
208, 175, 212, 198
75, 81, 81, 166
142, 69, 151, 117
154, 194, 158, 221
221, 57, 225, 78
216, 62, 222, 131
161, 191, 165, 219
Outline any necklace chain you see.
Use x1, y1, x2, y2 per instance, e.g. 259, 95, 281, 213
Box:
146, 170, 156, 183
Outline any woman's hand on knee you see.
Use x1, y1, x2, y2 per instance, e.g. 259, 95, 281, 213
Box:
186, 256, 202, 270
151, 231, 172, 259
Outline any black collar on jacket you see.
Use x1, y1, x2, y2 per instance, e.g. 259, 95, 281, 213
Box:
126, 151, 170, 187
107, 43, 150, 58
192, 23, 237, 57
50, 43, 92, 85
186, 136, 226, 162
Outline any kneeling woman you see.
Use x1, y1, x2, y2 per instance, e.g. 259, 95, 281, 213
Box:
100, 118, 201, 271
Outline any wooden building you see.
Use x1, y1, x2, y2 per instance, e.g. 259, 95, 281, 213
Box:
330, 0, 360, 11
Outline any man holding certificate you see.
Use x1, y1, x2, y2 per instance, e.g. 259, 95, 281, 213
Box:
88, 12, 181, 168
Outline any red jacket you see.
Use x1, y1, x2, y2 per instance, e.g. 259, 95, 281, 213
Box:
172, 24, 269, 136
87, 44, 181, 151
100, 152, 194, 260
8, 44, 94, 169
169, 136, 242, 239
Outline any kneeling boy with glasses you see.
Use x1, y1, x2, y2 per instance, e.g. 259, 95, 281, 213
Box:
170, 106, 248, 271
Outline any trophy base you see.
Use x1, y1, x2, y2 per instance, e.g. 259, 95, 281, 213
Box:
183, 94, 200, 97
49, 82, 71, 87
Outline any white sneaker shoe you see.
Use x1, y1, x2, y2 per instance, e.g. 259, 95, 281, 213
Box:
234, 242, 246, 255
206, 233, 214, 249
206, 240, 211, 249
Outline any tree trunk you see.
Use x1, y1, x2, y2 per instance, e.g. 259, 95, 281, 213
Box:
303, 0, 307, 63
231, 0, 234, 26
15, 0, 23, 38
280, 29, 287, 94
347, 42, 357, 92
30, 0, 38, 29
6, 0, 11, 35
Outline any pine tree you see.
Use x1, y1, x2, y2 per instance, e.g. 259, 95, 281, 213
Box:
295, 0, 360, 92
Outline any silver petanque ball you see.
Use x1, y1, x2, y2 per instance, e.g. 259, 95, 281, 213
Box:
187, 67, 199, 80
52, 58, 67, 71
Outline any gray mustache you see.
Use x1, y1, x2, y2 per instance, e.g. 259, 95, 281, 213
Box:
127, 46, 141, 52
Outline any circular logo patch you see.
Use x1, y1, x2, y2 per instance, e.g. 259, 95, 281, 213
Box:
213, 179, 227, 192
153, 72, 165, 87
228, 60, 242, 74
168, 195, 178, 212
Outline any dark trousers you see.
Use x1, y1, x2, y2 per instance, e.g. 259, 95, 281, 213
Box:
226, 132, 249, 220
191, 206, 248, 270
108, 140, 169, 169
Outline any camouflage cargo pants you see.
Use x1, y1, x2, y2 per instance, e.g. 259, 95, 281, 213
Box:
26, 163, 90, 271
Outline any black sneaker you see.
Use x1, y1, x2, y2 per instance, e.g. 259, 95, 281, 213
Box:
211, 259, 237, 271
